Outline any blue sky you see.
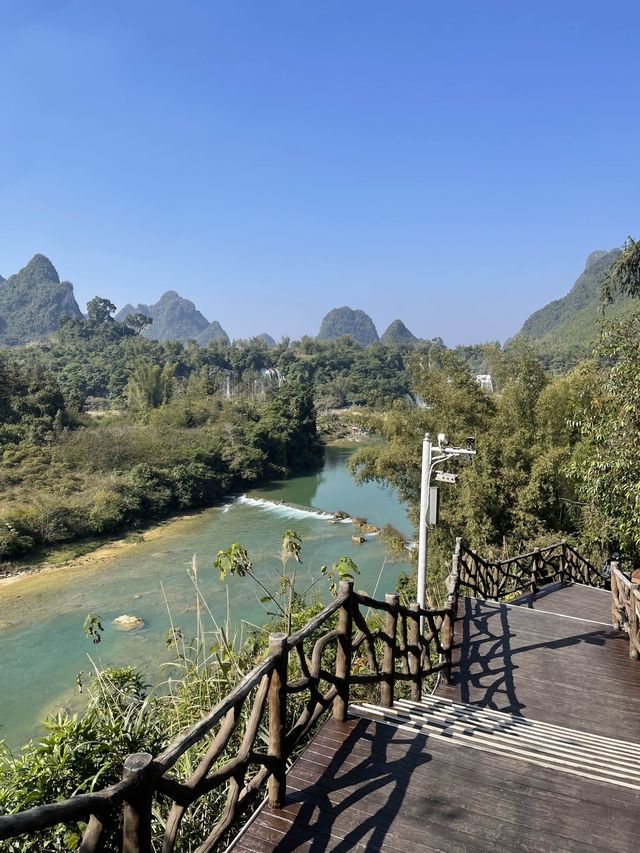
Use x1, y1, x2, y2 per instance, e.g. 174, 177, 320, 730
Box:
0, 1, 638, 344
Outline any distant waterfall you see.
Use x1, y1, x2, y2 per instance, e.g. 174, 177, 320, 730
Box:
218, 367, 284, 400
253, 367, 284, 399
223, 370, 232, 399
260, 367, 284, 386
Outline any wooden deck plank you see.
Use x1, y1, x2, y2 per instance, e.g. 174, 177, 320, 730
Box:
439, 591, 640, 738
229, 585, 640, 852
291, 729, 640, 840
231, 716, 640, 851
511, 581, 612, 624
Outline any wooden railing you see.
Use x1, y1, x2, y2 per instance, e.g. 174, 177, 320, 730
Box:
0, 580, 456, 852
611, 564, 640, 660
456, 539, 640, 659
456, 539, 604, 601
2, 537, 632, 852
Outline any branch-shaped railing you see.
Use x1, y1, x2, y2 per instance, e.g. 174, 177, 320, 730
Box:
455, 538, 639, 658
1, 537, 631, 852
456, 539, 604, 601
611, 565, 640, 661
0, 581, 456, 852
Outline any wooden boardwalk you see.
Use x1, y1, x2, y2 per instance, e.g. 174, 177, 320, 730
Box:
231, 583, 640, 852
439, 582, 640, 736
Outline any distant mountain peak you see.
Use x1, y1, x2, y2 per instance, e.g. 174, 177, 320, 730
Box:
0, 254, 81, 345
381, 319, 418, 346
21, 254, 61, 284
585, 250, 609, 270
197, 320, 230, 345
317, 306, 379, 345
115, 290, 215, 342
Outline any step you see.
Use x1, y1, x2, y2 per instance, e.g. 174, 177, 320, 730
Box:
349, 694, 640, 791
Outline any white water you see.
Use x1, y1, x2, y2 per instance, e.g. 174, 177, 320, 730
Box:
233, 495, 340, 522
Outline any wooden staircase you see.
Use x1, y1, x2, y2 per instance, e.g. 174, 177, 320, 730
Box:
350, 693, 640, 790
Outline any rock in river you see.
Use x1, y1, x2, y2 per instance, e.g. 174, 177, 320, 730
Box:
113, 614, 145, 630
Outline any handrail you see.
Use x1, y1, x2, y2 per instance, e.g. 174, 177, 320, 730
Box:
611, 566, 640, 661
0, 537, 627, 852
0, 580, 456, 851
456, 538, 604, 601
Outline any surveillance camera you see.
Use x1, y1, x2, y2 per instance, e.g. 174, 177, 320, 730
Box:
466, 436, 476, 451
437, 433, 449, 449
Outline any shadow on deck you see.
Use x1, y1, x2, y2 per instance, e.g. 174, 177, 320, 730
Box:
231, 583, 640, 852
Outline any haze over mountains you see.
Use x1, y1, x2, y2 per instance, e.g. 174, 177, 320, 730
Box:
0, 250, 631, 358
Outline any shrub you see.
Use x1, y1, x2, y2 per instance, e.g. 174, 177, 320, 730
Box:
87, 488, 128, 534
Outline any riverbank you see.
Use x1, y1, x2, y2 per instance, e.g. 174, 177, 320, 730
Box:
0, 445, 410, 749
0, 511, 205, 588
0, 438, 377, 589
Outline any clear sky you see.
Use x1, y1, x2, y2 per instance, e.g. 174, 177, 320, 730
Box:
0, 1, 638, 344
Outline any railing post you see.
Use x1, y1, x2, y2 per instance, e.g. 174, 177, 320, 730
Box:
408, 602, 422, 701
450, 539, 461, 610
121, 753, 153, 853
268, 632, 288, 809
611, 561, 621, 631
80, 814, 104, 853
530, 548, 540, 600
441, 605, 455, 685
333, 580, 354, 722
629, 585, 640, 661
559, 540, 568, 584
491, 564, 499, 599
380, 593, 399, 708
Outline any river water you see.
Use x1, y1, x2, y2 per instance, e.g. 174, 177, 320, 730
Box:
0, 444, 411, 750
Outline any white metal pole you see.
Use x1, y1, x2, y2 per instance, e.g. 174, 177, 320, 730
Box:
417, 432, 431, 626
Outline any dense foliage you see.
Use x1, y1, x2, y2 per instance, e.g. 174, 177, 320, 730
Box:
0, 307, 433, 563
349, 339, 608, 601
0, 336, 323, 562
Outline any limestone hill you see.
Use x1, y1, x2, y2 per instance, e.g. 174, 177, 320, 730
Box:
0, 255, 82, 345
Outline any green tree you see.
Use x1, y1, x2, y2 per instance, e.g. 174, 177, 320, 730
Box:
123, 312, 153, 335
125, 361, 173, 411
572, 313, 640, 554
86, 296, 117, 324
603, 236, 640, 301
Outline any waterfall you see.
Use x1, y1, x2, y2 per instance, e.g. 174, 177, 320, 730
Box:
260, 367, 284, 386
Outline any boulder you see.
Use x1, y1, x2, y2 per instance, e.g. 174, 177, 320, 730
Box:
113, 614, 145, 630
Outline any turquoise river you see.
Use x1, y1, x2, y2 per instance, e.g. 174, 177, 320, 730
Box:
0, 444, 411, 750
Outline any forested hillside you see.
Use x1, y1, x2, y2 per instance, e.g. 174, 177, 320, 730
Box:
0, 255, 82, 345
317, 306, 380, 344
515, 248, 630, 369
116, 291, 230, 343
0, 312, 432, 563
